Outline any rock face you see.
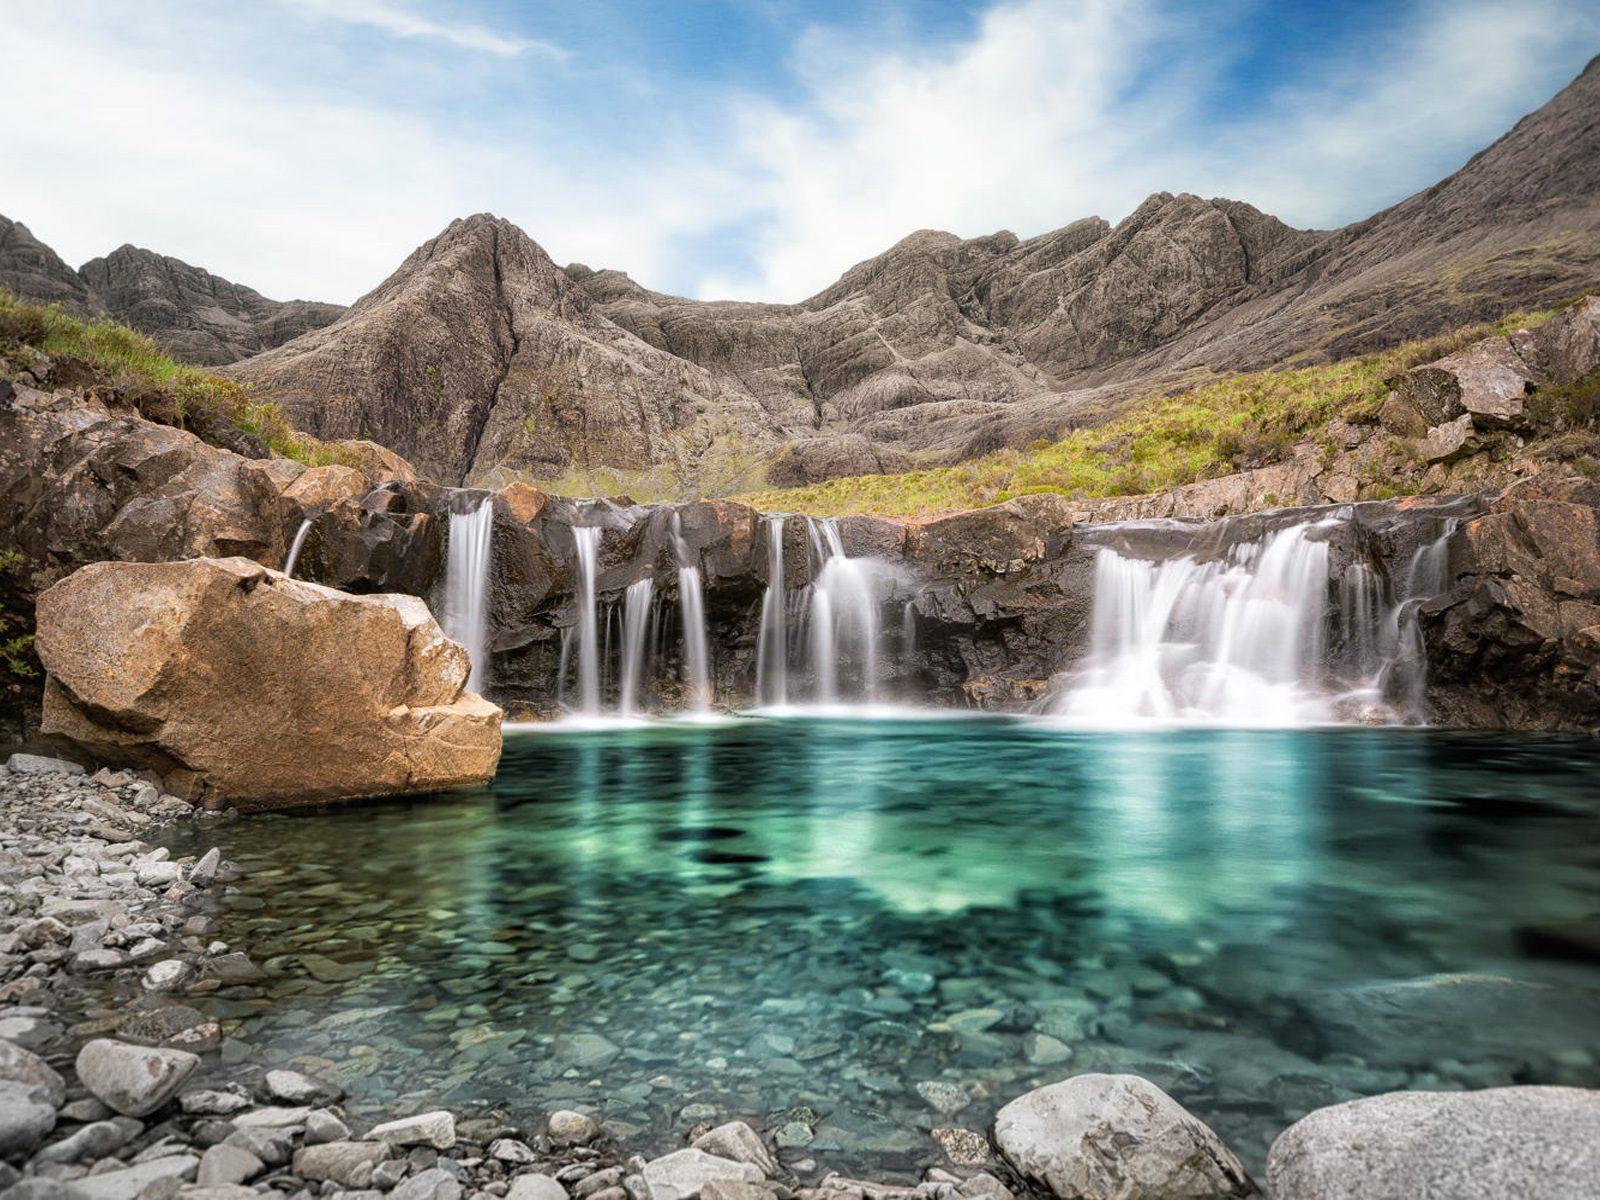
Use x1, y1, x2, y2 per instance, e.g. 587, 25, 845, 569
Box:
0, 215, 98, 316
0, 217, 343, 365
78, 245, 344, 366
33, 557, 502, 808
993, 1074, 1255, 1199
223, 215, 770, 489
198, 58, 1600, 489
1421, 473, 1600, 730
1266, 1087, 1600, 1200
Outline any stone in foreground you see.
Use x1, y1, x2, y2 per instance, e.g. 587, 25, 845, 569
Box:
370, 1109, 456, 1149
74, 1038, 199, 1117
993, 1074, 1255, 1199
35, 557, 502, 809
1267, 1086, 1600, 1200
642, 1149, 764, 1200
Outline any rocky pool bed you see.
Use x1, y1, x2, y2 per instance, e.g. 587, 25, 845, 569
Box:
5, 719, 1600, 1199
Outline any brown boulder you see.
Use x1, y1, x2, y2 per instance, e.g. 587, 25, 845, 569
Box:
35, 557, 501, 809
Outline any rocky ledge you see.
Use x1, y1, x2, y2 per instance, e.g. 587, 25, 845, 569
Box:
5, 756, 1600, 1200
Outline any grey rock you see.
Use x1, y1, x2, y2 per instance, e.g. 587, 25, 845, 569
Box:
0, 1038, 67, 1106
196, 1144, 264, 1187
370, 1111, 455, 1149
72, 1155, 199, 1200
230, 1105, 313, 1128
200, 953, 261, 986
31, 1120, 133, 1164
993, 1074, 1254, 1200
74, 1039, 200, 1117
141, 960, 196, 993
506, 1176, 568, 1200
490, 1138, 538, 1163
265, 1069, 341, 1104
179, 1091, 252, 1117
292, 1140, 393, 1186
549, 1034, 619, 1071
1267, 1086, 1600, 1200
642, 1150, 763, 1200
304, 1109, 352, 1145
0, 1079, 57, 1155
188, 849, 222, 886
221, 1126, 295, 1167
692, 1123, 778, 1176
392, 1168, 463, 1200
5, 753, 85, 775
546, 1110, 599, 1146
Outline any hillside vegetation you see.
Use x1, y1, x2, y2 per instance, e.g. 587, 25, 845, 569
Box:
0, 288, 359, 468
740, 305, 1577, 517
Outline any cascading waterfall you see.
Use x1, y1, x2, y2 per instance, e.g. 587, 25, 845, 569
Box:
805, 517, 881, 704
1059, 513, 1464, 726
756, 516, 789, 707
671, 515, 712, 712
282, 518, 314, 580
572, 526, 603, 715
619, 578, 655, 716
1059, 520, 1338, 724
443, 494, 494, 694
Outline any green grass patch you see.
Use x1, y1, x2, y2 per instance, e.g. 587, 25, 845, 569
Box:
740, 306, 1565, 517
0, 288, 357, 468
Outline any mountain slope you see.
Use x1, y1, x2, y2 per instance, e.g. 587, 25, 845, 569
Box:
223, 215, 775, 487
235, 55, 1600, 492
78, 246, 344, 365
0, 220, 344, 365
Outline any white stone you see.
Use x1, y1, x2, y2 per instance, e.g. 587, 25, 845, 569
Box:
197, 1143, 264, 1186
547, 1109, 599, 1145
1267, 1086, 1600, 1200
643, 1149, 765, 1200
370, 1109, 456, 1149
75, 1039, 200, 1117
0, 1080, 57, 1156
994, 1074, 1252, 1200
0, 1037, 67, 1106
74, 1154, 199, 1200
507, 1173, 568, 1200
5, 753, 85, 775
231, 1105, 312, 1128
265, 1069, 339, 1104
142, 959, 196, 993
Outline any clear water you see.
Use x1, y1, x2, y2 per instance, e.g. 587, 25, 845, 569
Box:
168, 719, 1600, 1176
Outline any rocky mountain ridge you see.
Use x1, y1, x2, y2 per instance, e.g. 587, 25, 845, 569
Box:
0, 216, 343, 365
5, 56, 1597, 491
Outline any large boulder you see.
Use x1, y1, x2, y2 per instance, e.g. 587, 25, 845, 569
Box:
34, 557, 501, 808
1267, 1087, 1600, 1200
75, 1039, 199, 1117
993, 1074, 1255, 1199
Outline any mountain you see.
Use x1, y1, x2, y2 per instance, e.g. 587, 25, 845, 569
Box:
222, 215, 771, 487
0, 216, 98, 316
0, 222, 343, 365
32, 56, 1600, 490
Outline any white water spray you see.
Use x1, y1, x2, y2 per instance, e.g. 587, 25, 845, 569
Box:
443, 495, 494, 694
619, 578, 655, 716
283, 518, 313, 580
572, 526, 602, 715
1059, 520, 1336, 724
756, 515, 788, 706
671, 515, 712, 712
805, 518, 882, 704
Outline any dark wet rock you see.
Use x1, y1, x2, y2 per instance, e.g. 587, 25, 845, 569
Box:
1297, 973, 1600, 1064
1267, 1087, 1600, 1200
993, 1074, 1255, 1199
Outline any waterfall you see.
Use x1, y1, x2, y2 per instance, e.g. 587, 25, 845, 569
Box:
282, 518, 313, 580
804, 517, 882, 704
1058, 520, 1336, 725
572, 526, 602, 715
619, 578, 655, 716
443, 494, 494, 694
756, 516, 788, 707
1383, 518, 1460, 719
671, 515, 712, 712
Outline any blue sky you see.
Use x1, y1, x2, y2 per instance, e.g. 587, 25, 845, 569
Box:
7, 0, 1598, 305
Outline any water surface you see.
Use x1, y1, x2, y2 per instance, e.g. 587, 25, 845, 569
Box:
169, 718, 1600, 1175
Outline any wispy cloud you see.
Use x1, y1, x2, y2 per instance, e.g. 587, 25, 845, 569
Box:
2, 0, 1595, 307
275, 0, 565, 59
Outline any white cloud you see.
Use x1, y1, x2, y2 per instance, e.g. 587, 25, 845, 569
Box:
274, 0, 565, 59
704, 0, 1600, 300
2, 0, 1595, 308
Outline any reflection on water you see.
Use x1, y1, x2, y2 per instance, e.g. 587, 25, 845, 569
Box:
165, 720, 1600, 1176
